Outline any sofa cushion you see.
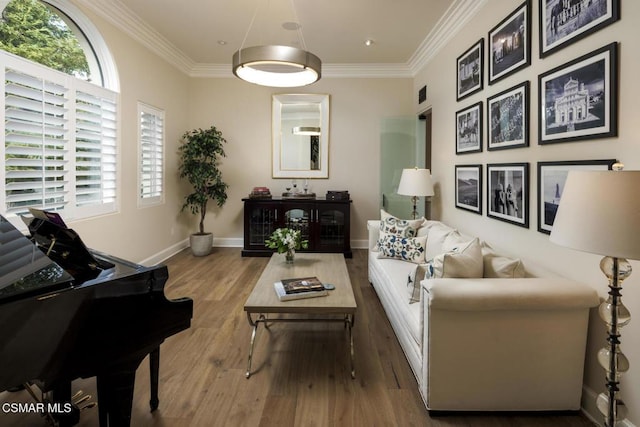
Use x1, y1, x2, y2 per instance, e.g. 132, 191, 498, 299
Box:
378, 234, 427, 264
370, 255, 423, 348
425, 238, 483, 279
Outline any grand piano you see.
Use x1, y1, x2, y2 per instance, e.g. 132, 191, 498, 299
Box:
0, 212, 193, 426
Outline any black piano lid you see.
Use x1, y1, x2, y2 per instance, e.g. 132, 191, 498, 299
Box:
0, 215, 74, 303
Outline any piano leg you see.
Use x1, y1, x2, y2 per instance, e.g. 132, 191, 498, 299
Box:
51, 382, 80, 427
96, 368, 138, 427
149, 347, 160, 411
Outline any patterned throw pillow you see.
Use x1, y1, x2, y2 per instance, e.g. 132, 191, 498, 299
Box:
407, 263, 429, 304
377, 234, 427, 264
374, 211, 424, 251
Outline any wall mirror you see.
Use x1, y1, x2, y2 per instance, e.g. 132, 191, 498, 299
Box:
272, 94, 329, 178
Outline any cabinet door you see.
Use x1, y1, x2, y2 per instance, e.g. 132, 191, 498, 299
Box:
282, 203, 313, 250
245, 203, 278, 250
316, 204, 350, 253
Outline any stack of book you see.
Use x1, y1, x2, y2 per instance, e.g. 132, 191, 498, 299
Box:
249, 187, 272, 198
273, 276, 328, 301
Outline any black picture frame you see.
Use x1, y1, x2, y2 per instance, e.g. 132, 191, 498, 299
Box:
487, 81, 529, 151
455, 165, 483, 215
487, 162, 529, 228
539, 0, 620, 58
488, 0, 531, 85
537, 159, 616, 234
456, 39, 484, 101
538, 42, 617, 145
456, 101, 483, 154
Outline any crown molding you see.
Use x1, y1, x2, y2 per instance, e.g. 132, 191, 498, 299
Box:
76, 0, 484, 79
73, 0, 194, 75
407, 0, 488, 75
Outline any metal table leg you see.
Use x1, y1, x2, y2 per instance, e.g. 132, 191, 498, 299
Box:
246, 313, 266, 379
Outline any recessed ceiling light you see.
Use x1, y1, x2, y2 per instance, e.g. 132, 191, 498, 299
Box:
282, 21, 301, 31
218, 40, 227, 45
364, 39, 374, 47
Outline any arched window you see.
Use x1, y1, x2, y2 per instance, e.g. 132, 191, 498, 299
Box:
0, 0, 120, 227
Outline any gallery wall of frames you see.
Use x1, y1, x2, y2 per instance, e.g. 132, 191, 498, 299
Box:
454, 0, 620, 232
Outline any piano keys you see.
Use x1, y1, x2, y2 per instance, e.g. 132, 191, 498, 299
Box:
0, 213, 193, 426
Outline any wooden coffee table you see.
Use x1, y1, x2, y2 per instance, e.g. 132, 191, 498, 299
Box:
243, 253, 357, 379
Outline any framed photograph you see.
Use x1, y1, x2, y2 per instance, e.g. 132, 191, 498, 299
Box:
456, 39, 484, 101
455, 165, 482, 214
539, 0, 620, 58
487, 81, 529, 150
537, 159, 616, 234
538, 42, 617, 144
487, 163, 529, 228
488, 1, 531, 85
456, 102, 483, 154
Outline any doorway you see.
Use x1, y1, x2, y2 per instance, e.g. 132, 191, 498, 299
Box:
379, 109, 432, 219
419, 109, 432, 219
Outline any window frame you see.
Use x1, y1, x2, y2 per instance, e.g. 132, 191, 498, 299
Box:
137, 102, 165, 208
0, 0, 120, 229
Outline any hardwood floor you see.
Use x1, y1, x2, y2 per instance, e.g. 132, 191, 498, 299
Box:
0, 248, 595, 427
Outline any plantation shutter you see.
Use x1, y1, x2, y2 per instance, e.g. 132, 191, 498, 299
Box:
1, 51, 118, 226
75, 85, 117, 211
3, 67, 69, 215
138, 103, 164, 205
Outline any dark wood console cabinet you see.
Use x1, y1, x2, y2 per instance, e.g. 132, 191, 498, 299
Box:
242, 197, 352, 257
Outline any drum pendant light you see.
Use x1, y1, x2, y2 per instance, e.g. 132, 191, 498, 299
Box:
232, 0, 321, 87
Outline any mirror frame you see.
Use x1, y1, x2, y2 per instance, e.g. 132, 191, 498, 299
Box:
272, 93, 330, 179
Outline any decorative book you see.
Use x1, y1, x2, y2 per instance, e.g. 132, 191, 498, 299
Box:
281, 277, 325, 293
273, 276, 328, 301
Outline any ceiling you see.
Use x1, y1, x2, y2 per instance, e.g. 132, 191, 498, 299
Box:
76, 0, 485, 77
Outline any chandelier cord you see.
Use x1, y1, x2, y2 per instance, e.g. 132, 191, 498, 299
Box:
238, 0, 263, 61
289, 0, 307, 51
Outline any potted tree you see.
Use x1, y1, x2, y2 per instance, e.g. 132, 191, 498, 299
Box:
178, 125, 229, 256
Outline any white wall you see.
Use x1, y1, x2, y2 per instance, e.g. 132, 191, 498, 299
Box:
186, 77, 414, 246
64, 3, 192, 264
414, 0, 640, 424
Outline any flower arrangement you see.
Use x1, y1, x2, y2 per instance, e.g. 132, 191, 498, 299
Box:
265, 228, 308, 262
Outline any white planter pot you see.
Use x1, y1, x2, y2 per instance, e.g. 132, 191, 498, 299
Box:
190, 233, 213, 256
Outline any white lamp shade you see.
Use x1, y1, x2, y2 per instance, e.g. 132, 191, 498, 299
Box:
550, 170, 640, 260
397, 168, 434, 197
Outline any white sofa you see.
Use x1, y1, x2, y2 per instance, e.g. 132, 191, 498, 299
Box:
367, 217, 600, 412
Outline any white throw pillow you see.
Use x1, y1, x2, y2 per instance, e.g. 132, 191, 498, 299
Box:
377, 234, 428, 264
424, 222, 456, 260
425, 238, 484, 279
482, 248, 526, 278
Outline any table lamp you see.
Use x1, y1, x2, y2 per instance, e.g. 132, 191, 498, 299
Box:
397, 168, 434, 219
549, 166, 640, 427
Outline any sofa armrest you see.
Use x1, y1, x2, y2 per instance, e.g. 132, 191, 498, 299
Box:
422, 277, 599, 411
423, 278, 599, 311
367, 220, 380, 251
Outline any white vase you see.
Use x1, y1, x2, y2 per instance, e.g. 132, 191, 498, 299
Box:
190, 233, 213, 256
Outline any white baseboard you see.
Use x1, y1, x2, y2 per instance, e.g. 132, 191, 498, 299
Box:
351, 239, 368, 249
213, 237, 244, 247
140, 238, 189, 266
581, 385, 636, 427
141, 237, 365, 266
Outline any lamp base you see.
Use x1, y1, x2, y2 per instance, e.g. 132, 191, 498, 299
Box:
410, 196, 418, 220
597, 256, 632, 427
